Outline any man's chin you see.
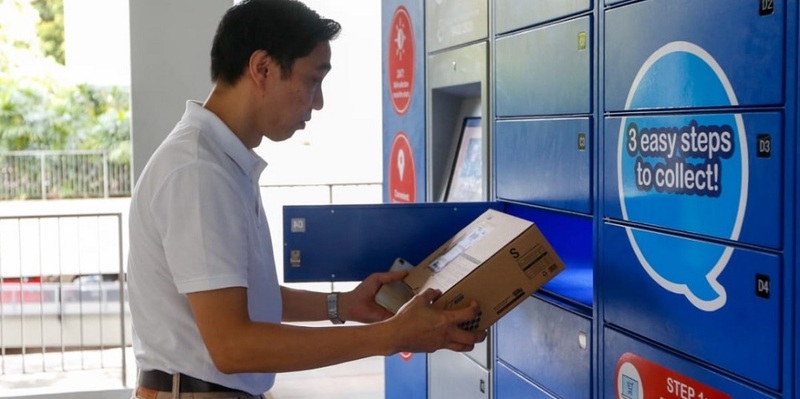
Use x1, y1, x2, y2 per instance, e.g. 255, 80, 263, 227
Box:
267, 131, 297, 143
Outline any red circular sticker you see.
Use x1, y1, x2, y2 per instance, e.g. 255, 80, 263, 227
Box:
387, 6, 415, 115
399, 352, 413, 362
388, 131, 416, 203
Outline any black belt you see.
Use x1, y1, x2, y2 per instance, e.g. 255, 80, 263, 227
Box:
138, 369, 246, 393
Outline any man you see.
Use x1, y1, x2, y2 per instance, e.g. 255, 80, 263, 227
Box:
127, 1, 486, 398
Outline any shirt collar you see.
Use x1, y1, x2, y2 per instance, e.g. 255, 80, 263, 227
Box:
184, 101, 268, 180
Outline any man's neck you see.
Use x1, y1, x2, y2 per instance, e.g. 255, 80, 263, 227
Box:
203, 83, 259, 149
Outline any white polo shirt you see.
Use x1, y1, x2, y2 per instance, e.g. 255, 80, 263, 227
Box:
127, 101, 281, 394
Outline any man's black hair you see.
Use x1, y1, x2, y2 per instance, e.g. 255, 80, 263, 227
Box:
210, 0, 341, 84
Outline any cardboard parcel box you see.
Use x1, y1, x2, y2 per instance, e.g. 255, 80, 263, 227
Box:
376, 208, 566, 331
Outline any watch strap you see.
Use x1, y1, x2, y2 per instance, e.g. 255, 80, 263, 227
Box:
327, 292, 345, 325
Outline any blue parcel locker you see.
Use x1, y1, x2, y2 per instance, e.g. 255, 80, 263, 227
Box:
604, 328, 776, 399
604, 0, 784, 112
494, 0, 591, 35
495, 362, 555, 399
496, 118, 593, 215
385, 352, 427, 399
496, 296, 592, 399
602, 224, 781, 389
426, 0, 488, 53
603, 0, 629, 5
604, 113, 783, 249
495, 16, 592, 117
502, 203, 594, 307
382, 0, 428, 397
282, 202, 497, 282
383, 0, 427, 203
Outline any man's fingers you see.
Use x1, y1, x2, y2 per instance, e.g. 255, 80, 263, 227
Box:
447, 325, 487, 345
447, 342, 475, 353
442, 300, 487, 349
444, 342, 468, 352
417, 288, 442, 303
373, 270, 408, 284
447, 300, 482, 324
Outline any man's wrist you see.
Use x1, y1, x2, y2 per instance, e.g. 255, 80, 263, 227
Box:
327, 292, 345, 324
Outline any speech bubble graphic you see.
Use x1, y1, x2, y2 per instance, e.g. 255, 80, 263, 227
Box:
618, 42, 748, 311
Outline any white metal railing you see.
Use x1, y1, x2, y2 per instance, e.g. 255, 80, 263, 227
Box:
0, 212, 129, 391
0, 182, 382, 395
0, 150, 132, 200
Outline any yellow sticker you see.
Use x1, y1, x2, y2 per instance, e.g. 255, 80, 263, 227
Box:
578, 31, 587, 50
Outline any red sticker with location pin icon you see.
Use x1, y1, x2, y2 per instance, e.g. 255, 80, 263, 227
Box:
389, 131, 416, 203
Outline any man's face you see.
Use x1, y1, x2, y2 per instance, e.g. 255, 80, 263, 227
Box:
261, 41, 332, 142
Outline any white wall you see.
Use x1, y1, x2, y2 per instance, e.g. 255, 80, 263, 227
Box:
254, 0, 383, 186
63, 0, 130, 86
129, 0, 233, 181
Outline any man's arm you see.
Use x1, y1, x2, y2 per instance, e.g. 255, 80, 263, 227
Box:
187, 286, 485, 374
279, 286, 328, 322
280, 270, 407, 323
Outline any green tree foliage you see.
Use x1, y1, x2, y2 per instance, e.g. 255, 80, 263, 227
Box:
0, 74, 71, 150
69, 84, 131, 164
0, 0, 130, 164
0, 75, 131, 163
31, 0, 64, 64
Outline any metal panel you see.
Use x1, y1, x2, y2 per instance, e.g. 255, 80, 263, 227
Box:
496, 17, 592, 117
426, 0, 488, 53
428, 42, 487, 90
495, 118, 592, 214
603, 112, 783, 249
282, 202, 498, 282
465, 339, 489, 369
604, 0, 784, 111
494, 0, 591, 35
426, 43, 488, 201
496, 296, 592, 399
604, 328, 776, 399
602, 224, 781, 389
429, 350, 489, 399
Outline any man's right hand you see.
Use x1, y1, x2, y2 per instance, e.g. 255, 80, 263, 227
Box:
386, 288, 487, 354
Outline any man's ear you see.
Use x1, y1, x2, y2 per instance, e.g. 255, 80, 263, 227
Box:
248, 50, 273, 85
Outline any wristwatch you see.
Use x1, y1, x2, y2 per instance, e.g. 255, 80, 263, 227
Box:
327, 292, 345, 325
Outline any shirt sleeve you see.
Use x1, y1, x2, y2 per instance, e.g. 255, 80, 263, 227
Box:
150, 160, 250, 294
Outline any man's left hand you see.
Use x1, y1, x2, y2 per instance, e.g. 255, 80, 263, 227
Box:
339, 270, 408, 323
